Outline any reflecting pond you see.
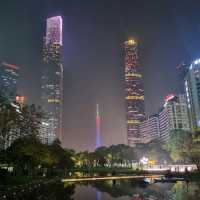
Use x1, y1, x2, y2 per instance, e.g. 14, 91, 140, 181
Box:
3, 178, 200, 200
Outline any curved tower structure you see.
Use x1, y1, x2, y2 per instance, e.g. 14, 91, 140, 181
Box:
124, 39, 145, 146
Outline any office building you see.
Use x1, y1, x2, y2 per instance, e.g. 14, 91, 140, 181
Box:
185, 59, 200, 130
159, 94, 190, 142
0, 62, 19, 101
139, 115, 160, 143
124, 39, 145, 146
41, 16, 63, 144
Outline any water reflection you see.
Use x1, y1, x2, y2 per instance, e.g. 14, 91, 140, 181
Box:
2, 179, 200, 199
96, 191, 102, 200
170, 181, 200, 200
69, 180, 200, 200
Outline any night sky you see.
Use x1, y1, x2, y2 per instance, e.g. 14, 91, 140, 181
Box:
1, 0, 200, 151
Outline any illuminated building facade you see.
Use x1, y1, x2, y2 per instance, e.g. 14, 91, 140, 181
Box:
158, 107, 170, 142
16, 96, 26, 106
139, 115, 160, 143
185, 59, 200, 130
0, 62, 19, 101
124, 40, 145, 146
139, 94, 190, 143
41, 16, 63, 144
0, 62, 21, 149
159, 94, 190, 142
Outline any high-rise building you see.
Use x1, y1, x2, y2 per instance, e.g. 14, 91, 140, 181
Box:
177, 62, 189, 93
159, 94, 190, 142
139, 94, 190, 143
139, 115, 160, 143
41, 16, 63, 144
124, 39, 145, 146
158, 107, 170, 142
185, 59, 200, 130
0, 62, 19, 101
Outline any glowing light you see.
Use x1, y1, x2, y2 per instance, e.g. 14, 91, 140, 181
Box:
194, 59, 200, 65
2, 62, 19, 70
126, 73, 142, 78
187, 166, 192, 171
179, 168, 185, 172
96, 104, 101, 148
16, 96, 26, 104
126, 96, 144, 100
164, 94, 175, 102
189, 58, 200, 70
48, 99, 60, 103
127, 120, 140, 124
140, 157, 149, 165
128, 39, 136, 45
46, 16, 63, 45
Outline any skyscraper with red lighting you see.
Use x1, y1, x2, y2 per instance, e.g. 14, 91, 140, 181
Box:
41, 16, 63, 144
124, 40, 145, 146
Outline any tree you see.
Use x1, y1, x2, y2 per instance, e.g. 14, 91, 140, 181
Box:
0, 92, 44, 150
164, 130, 200, 171
6, 134, 53, 176
48, 139, 75, 174
94, 147, 108, 167
17, 104, 43, 137
0, 95, 19, 149
135, 140, 170, 164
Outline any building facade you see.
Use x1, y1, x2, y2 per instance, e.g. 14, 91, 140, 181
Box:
0, 62, 19, 101
41, 16, 63, 144
159, 94, 190, 142
158, 107, 170, 142
124, 39, 145, 146
139, 115, 160, 143
185, 59, 200, 130
139, 94, 190, 143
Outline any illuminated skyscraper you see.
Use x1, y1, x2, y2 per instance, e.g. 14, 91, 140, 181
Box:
159, 94, 190, 142
185, 58, 200, 130
124, 40, 145, 146
0, 62, 19, 101
41, 16, 63, 144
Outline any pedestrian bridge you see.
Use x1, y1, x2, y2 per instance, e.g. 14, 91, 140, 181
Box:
62, 175, 163, 183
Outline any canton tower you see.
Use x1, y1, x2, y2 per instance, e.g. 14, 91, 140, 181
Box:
96, 104, 101, 148
124, 39, 145, 146
41, 16, 63, 144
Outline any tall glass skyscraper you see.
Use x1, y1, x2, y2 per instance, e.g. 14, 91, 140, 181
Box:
124, 40, 145, 146
0, 62, 19, 101
185, 58, 200, 130
41, 16, 63, 144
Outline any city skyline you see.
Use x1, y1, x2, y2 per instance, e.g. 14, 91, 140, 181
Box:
1, 0, 200, 150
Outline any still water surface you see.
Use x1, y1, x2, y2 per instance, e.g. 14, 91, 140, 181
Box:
6, 179, 200, 200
